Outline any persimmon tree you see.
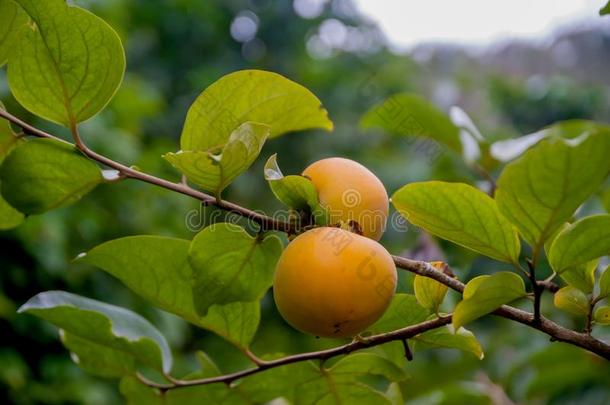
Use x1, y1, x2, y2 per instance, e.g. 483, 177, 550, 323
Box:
1, 1, 610, 403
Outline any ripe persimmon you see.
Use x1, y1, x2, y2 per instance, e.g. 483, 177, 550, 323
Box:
303, 157, 388, 240
273, 227, 397, 338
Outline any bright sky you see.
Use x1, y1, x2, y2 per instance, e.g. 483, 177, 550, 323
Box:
352, 0, 604, 49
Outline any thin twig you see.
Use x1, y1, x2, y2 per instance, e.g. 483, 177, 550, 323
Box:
526, 258, 542, 324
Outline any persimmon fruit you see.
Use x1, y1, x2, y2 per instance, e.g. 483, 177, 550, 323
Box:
273, 227, 397, 338
302, 157, 388, 240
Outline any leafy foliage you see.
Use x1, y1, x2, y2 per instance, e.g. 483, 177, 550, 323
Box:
453, 272, 526, 330
19, 291, 172, 373
0, 0, 27, 67
0, 138, 103, 214
264, 153, 329, 224
8, 0, 125, 126
361, 93, 462, 152
2, 1, 610, 402
496, 125, 610, 252
553, 286, 589, 316
392, 181, 520, 263
180, 69, 333, 152
79, 235, 261, 348
189, 222, 282, 315
164, 122, 270, 196
548, 214, 610, 273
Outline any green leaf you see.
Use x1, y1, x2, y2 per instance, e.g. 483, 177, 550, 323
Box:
548, 214, 610, 273
361, 93, 461, 152
599, 265, 610, 299
60, 330, 136, 378
369, 294, 429, 333
181, 69, 332, 152
0, 105, 25, 229
239, 354, 403, 405
78, 235, 261, 348
189, 223, 283, 315
601, 1, 610, 15
0, 0, 28, 66
264, 153, 329, 224
0, 138, 103, 214
164, 122, 269, 196
594, 306, 610, 325
496, 127, 610, 251
559, 260, 598, 294
453, 272, 526, 330
553, 286, 589, 316
8, 0, 125, 126
392, 181, 520, 263
412, 324, 484, 360
18, 291, 172, 373
329, 353, 407, 383
414, 274, 448, 313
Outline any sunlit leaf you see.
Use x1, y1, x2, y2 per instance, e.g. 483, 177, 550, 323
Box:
361, 93, 461, 152
601, 1, 610, 15
60, 331, 136, 378
453, 272, 526, 330
8, 0, 125, 126
553, 286, 589, 316
413, 264, 449, 313
412, 323, 484, 360
560, 260, 598, 294
0, 138, 103, 214
392, 181, 520, 263
548, 214, 610, 273
594, 306, 610, 325
189, 222, 282, 315
164, 122, 269, 196
79, 235, 261, 348
264, 153, 329, 224
0, 0, 28, 67
181, 69, 332, 152
496, 125, 610, 252
19, 291, 172, 373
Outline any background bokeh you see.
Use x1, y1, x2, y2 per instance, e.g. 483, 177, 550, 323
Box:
2, 0, 610, 403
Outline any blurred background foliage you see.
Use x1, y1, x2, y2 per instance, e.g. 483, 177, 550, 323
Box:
2, 0, 610, 403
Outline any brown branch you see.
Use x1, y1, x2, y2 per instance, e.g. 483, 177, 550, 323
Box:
2, 109, 609, 390
151, 315, 451, 389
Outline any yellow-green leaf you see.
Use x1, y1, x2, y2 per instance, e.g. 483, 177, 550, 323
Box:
180, 69, 332, 152
164, 122, 269, 196
264, 153, 329, 225
392, 181, 520, 263
496, 125, 610, 251
548, 214, 610, 273
414, 272, 448, 313
553, 286, 589, 316
361, 93, 462, 152
594, 306, 610, 325
8, 0, 125, 126
453, 272, 526, 330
